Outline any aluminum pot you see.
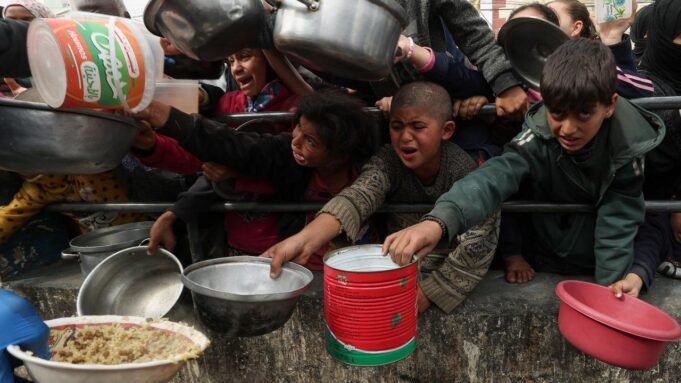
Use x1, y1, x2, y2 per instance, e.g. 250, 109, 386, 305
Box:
272, 0, 408, 81
0, 98, 141, 175
61, 222, 154, 276
143, 0, 268, 61
182, 256, 313, 336
77, 246, 184, 318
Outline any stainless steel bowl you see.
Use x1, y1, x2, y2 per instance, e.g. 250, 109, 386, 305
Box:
182, 256, 314, 336
61, 221, 154, 276
77, 246, 184, 318
0, 98, 141, 174
143, 0, 267, 61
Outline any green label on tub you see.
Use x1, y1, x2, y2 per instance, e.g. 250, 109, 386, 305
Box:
77, 22, 138, 106
391, 312, 401, 328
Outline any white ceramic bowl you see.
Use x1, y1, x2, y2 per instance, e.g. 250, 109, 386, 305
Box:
7, 315, 210, 383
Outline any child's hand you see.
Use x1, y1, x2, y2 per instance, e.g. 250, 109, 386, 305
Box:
417, 285, 432, 314
609, 272, 643, 298
495, 86, 528, 120
131, 100, 172, 129
393, 35, 411, 63
147, 211, 178, 256
133, 121, 157, 151
375, 96, 392, 116
598, 0, 637, 45
383, 220, 443, 266
670, 212, 681, 243
202, 162, 237, 182
262, 235, 313, 279
452, 96, 490, 120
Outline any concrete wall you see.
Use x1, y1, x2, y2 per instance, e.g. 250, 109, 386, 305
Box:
5, 262, 680, 383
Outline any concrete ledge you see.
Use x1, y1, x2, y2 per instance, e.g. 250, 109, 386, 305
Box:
4, 262, 680, 383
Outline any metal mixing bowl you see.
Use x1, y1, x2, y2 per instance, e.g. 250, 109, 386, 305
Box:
182, 256, 314, 336
0, 98, 140, 174
77, 246, 184, 318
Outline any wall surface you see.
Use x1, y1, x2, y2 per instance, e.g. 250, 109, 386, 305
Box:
5, 262, 680, 383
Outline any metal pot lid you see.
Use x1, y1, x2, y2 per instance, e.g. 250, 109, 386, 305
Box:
182, 256, 313, 302
497, 17, 568, 90
142, 0, 163, 36
68, 221, 154, 253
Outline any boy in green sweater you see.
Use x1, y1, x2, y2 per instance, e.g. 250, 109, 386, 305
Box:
384, 39, 665, 286
266, 82, 500, 314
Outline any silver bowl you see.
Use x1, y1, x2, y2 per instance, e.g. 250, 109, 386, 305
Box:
77, 246, 184, 318
0, 98, 140, 174
182, 256, 314, 336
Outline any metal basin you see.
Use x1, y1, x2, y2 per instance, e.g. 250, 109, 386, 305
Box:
143, 0, 267, 61
77, 246, 184, 318
182, 256, 314, 336
0, 98, 141, 174
61, 222, 154, 276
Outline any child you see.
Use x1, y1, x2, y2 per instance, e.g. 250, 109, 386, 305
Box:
264, 82, 500, 314
610, 212, 681, 298
134, 92, 377, 269
382, 39, 665, 287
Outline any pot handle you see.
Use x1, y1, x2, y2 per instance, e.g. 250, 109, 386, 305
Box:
139, 238, 151, 246
61, 248, 80, 261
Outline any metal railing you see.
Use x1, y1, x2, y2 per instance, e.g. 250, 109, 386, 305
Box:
44, 200, 681, 214
43, 96, 681, 215
210, 96, 681, 124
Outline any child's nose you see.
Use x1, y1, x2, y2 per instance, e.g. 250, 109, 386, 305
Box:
561, 119, 578, 136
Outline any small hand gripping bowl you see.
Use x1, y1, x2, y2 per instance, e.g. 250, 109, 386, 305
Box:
555, 280, 681, 370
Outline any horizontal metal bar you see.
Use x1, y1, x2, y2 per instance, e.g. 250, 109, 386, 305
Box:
44, 200, 681, 214
209, 97, 681, 124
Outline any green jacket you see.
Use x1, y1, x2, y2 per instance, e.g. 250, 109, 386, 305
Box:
428, 98, 665, 285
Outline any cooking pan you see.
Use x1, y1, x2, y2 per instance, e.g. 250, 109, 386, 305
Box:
0, 98, 141, 174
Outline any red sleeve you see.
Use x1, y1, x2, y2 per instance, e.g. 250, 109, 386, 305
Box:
136, 133, 203, 174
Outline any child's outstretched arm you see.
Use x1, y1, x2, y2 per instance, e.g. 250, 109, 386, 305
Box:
264, 213, 341, 278
594, 158, 646, 285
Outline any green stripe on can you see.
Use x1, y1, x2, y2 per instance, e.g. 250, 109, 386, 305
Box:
325, 326, 416, 366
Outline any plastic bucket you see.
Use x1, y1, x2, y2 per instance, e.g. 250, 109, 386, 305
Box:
323, 245, 417, 366
153, 80, 199, 114
27, 16, 160, 112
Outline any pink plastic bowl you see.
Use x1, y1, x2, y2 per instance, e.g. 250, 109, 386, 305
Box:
555, 280, 681, 370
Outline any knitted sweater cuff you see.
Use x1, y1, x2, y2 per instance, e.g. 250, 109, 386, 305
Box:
490, 71, 523, 96
318, 197, 361, 241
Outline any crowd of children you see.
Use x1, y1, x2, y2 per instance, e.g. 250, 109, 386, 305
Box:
1, 0, 680, 314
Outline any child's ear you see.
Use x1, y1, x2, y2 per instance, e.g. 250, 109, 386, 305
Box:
442, 120, 455, 141
606, 94, 619, 118
571, 20, 583, 38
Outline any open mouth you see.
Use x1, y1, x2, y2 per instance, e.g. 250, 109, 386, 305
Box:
292, 150, 305, 163
236, 76, 254, 89
401, 147, 417, 156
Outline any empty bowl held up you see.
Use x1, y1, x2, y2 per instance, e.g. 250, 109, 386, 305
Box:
77, 246, 184, 318
182, 256, 314, 337
555, 280, 681, 370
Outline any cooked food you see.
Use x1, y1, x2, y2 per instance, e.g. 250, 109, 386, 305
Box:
48, 320, 202, 365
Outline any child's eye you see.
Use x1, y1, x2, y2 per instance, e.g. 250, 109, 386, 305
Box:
550, 111, 565, 120
578, 111, 592, 120
305, 137, 316, 146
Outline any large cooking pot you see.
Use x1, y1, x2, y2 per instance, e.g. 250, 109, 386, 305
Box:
143, 0, 270, 61
182, 256, 313, 336
0, 98, 141, 175
78, 246, 184, 318
272, 0, 408, 81
61, 222, 154, 276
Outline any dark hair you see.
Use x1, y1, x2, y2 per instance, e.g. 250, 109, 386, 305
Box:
548, 0, 596, 39
391, 81, 452, 125
294, 91, 376, 167
541, 39, 616, 113
509, 3, 560, 26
